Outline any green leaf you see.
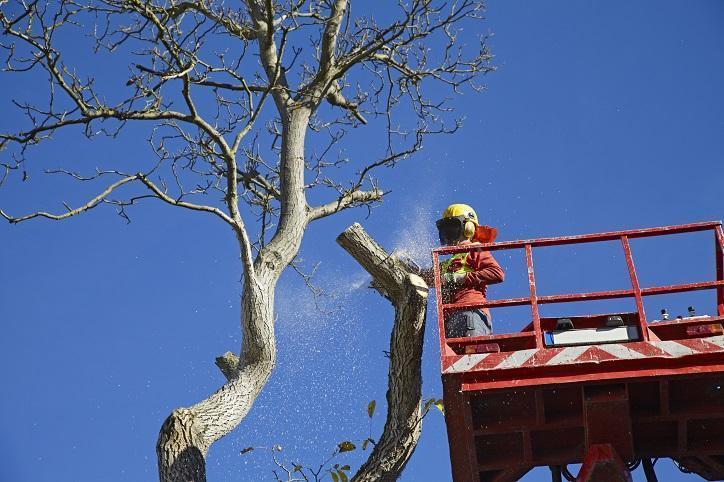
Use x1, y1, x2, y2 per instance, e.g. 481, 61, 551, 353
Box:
434, 399, 445, 415
362, 438, 375, 450
331, 472, 339, 482
339, 469, 349, 482
340, 465, 350, 471
423, 398, 435, 414
337, 441, 356, 453
367, 400, 376, 418
239, 447, 254, 455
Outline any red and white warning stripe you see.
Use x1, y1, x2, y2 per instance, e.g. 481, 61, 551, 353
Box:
442, 335, 724, 374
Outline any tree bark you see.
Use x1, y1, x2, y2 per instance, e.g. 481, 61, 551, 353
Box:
337, 223, 429, 482
157, 409, 208, 482
157, 279, 276, 481
157, 110, 312, 482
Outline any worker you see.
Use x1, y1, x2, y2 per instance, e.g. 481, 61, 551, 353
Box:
434, 204, 504, 338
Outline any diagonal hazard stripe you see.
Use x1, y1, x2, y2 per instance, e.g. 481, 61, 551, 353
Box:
474, 352, 514, 370
677, 336, 724, 352
597, 344, 648, 360
575, 346, 620, 362
441, 355, 459, 372
522, 347, 563, 367
627, 342, 670, 358
655, 340, 698, 357
495, 349, 538, 369
445, 353, 489, 373
700, 335, 724, 350
546, 345, 590, 365
442, 336, 724, 374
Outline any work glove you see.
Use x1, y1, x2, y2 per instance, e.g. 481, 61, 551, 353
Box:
442, 272, 466, 288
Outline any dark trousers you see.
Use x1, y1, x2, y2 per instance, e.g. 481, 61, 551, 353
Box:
446, 309, 491, 338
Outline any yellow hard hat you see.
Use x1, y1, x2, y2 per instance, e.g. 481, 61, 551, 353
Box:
442, 204, 478, 225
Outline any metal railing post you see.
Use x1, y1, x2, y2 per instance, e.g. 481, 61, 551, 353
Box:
621, 235, 649, 341
716, 225, 724, 316
525, 244, 542, 348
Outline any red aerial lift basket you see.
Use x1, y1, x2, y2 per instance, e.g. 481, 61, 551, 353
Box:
431, 221, 724, 482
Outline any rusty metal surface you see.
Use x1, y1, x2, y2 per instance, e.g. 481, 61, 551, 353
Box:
524, 244, 542, 348
621, 235, 649, 341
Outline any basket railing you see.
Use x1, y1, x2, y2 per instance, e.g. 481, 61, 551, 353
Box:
432, 221, 724, 353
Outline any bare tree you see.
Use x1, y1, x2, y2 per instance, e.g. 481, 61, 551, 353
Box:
0, 1, 492, 480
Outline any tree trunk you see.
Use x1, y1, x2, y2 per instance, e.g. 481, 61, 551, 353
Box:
337, 224, 429, 482
157, 279, 276, 482
157, 110, 312, 482
157, 409, 208, 482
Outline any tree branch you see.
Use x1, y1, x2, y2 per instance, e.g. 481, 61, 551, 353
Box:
137, 174, 236, 226
325, 81, 367, 124
337, 223, 428, 482
0, 175, 138, 223
215, 351, 240, 381
245, 0, 292, 110
308, 188, 383, 222
160, 1, 257, 41
318, 0, 348, 78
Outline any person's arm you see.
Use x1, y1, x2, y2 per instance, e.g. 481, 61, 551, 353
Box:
464, 250, 504, 287
421, 265, 465, 289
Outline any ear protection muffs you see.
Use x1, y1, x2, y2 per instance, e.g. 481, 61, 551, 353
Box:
463, 221, 476, 239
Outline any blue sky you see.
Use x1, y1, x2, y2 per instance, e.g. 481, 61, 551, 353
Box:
1, 1, 723, 481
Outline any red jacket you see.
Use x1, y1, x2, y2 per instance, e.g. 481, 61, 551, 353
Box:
441, 243, 505, 320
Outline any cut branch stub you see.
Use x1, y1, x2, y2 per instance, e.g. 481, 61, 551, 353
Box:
336, 223, 412, 301
337, 223, 429, 482
215, 351, 240, 381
